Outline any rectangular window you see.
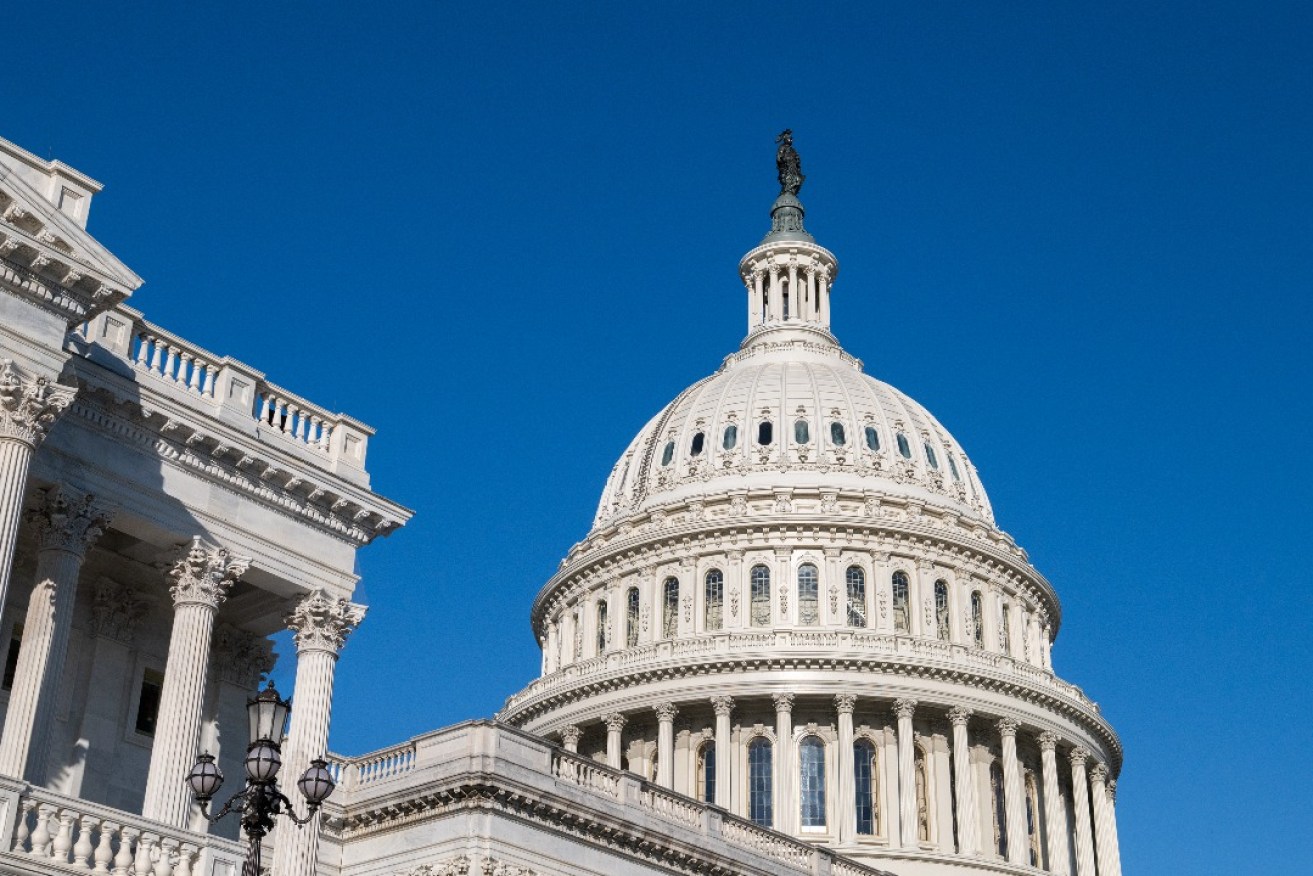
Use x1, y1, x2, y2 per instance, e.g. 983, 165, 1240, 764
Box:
135, 669, 165, 736
2, 624, 24, 691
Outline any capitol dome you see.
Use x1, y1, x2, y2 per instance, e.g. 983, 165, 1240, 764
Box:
502, 137, 1123, 876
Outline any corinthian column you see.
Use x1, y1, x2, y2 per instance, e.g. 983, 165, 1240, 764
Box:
773, 694, 795, 833
1068, 747, 1096, 876
142, 538, 249, 827
0, 488, 113, 781
605, 713, 627, 769
948, 706, 980, 855
654, 702, 677, 788
711, 696, 733, 808
998, 718, 1028, 865
835, 694, 857, 843
1038, 732, 1070, 875
893, 698, 918, 847
1105, 780, 1122, 876
271, 590, 365, 876
0, 360, 75, 614
1088, 764, 1120, 876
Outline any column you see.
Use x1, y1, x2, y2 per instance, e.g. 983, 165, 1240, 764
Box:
1038, 732, 1071, 875
893, 698, 918, 847
271, 590, 366, 876
1089, 764, 1120, 876
998, 719, 1028, 865
654, 702, 677, 788
560, 725, 582, 753
0, 360, 75, 614
711, 696, 733, 808
1041, 621, 1054, 670
0, 488, 112, 781
948, 707, 980, 855
1068, 747, 1096, 876
141, 538, 249, 827
835, 694, 857, 843
773, 693, 794, 833
605, 713, 627, 769
1105, 780, 1123, 876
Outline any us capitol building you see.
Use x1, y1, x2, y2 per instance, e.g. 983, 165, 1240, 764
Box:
0, 131, 1122, 876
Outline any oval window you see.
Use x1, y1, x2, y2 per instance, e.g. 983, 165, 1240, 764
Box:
723, 424, 738, 450
924, 443, 939, 469
690, 432, 705, 456
661, 441, 675, 466
864, 426, 880, 451
758, 421, 774, 445
794, 420, 810, 444
831, 422, 846, 445
896, 433, 911, 458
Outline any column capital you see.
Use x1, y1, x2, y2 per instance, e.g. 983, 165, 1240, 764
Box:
212, 623, 275, 688
286, 589, 366, 654
654, 702, 678, 723
1037, 730, 1061, 752
772, 693, 795, 713
560, 725, 583, 747
947, 705, 973, 727
1089, 763, 1109, 784
604, 712, 627, 733
29, 487, 114, 556
1068, 745, 1090, 768
166, 537, 249, 610
1107, 779, 1117, 802
997, 717, 1020, 738
711, 695, 735, 716
0, 359, 75, 447
892, 697, 917, 720
834, 693, 857, 715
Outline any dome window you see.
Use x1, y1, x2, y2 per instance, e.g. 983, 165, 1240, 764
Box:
757, 421, 773, 446
723, 424, 738, 450
864, 426, 880, 452
830, 422, 846, 446
896, 433, 912, 458
947, 454, 961, 482
690, 432, 705, 456
660, 441, 675, 467
924, 443, 939, 469
794, 420, 810, 444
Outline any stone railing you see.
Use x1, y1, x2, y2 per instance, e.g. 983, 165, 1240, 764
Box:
550, 750, 620, 799
719, 818, 814, 868
0, 783, 244, 876
71, 304, 374, 482
637, 784, 701, 827
326, 740, 417, 791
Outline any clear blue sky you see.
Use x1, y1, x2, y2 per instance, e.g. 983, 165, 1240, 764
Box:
6, 3, 1309, 872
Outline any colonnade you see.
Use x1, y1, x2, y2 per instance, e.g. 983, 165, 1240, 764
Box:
560, 694, 1122, 876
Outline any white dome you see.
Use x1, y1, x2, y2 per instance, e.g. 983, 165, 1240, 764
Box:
593, 334, 994, 530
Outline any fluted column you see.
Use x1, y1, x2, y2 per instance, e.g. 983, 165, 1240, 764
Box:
1068, 747, 1096, 876
711, 696, 733, 808
1105, 780, 1122, 876
835, 694, 857, 843
1038, 732, 1071, 875
998, 719, 1028, 865
271, 590, 365, 876
1089, 764, 1120, 876
654, 702, 677, 788
605, 713, 627, 769
0, 488, 113, 781
560, 725, 582, 753
0, 360, 75, 615
773, 694, 795, 833
948, 706, 980, 855
142, 538, 249, 827
893, 698, 918, 847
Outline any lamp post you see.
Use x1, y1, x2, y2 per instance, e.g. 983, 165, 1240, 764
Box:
187, 682, 335, 876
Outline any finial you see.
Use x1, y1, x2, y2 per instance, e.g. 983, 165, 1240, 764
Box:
776, 129, 805, 195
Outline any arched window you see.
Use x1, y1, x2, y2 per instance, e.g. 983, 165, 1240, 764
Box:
925, 442, 939, 469
748, 737, 773, 827
846, 566, 867, 628
830, 422, 846, 445
704, 569, 724, 631
750, 565, 771, 627
596, 600, 609, 653
971, 591, 984, 648
896, 432, 912, 458
864, 426, 880, 451
626, 586, 640, 647
892, 571, 910, 633
1000, 603, 1012, 655
934, 580, 950, 641
915, 746, 931, 842
662, 577, 679, 638
794, 419, 810, 444
723, 423, 738, 450
757, 421, 773, 446
690, 432, 705, 456
1025, 771, 1042, 866
661, 441, 675, 466
990, 760, 1008, 857
947, 454, 961, 482
798, 563, 819, 625
799, 736, 826, 830
854, 738, 879, 835
697, 742, 716, 804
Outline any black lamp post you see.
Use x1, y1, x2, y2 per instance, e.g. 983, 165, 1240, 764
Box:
187, 682, 335, 876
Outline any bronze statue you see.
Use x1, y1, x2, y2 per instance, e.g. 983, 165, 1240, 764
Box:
776, 129, 805, 195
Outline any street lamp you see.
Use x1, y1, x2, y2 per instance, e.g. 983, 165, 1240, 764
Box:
187, 682, 335, 876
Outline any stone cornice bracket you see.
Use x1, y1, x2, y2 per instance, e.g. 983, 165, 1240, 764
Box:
892, 697, 918, 720
947, 705, 973, 727
603, 712, 627, 733
0, 359, 75, 447
167, 536, 250, 610
1037, 730, 1061, 752
1068, 745, 1090, 767
29, 486, 115, 556
772, 693, 795, 713
653, 702, 678, 722
997, 717, 1020, 737
711, 695, 735, 716
834, 693, 857, 715
286, 588, 367, 654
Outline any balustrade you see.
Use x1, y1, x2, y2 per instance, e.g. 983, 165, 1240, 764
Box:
326, 741, 416, 790
718, 819, 813, 867
551, 751, 620, 799
639, 786, 701, 827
